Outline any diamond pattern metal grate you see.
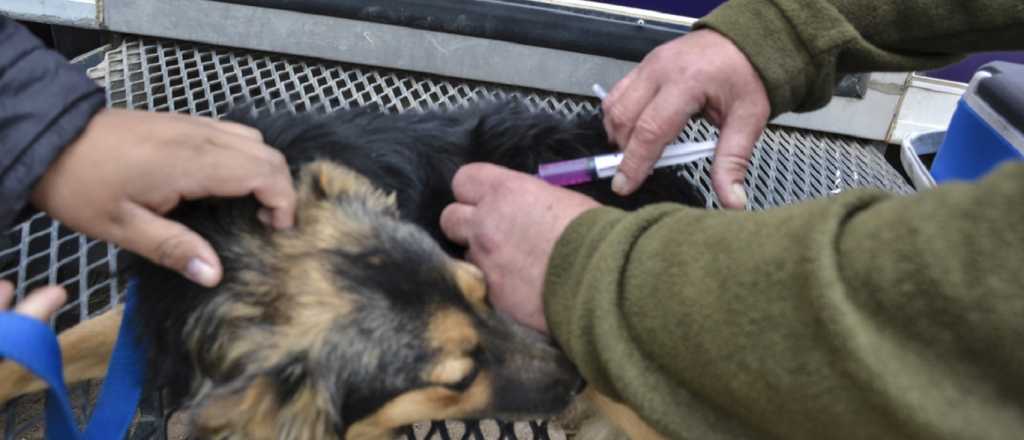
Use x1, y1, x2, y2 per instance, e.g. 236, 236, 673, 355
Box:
1, 37, 913, 439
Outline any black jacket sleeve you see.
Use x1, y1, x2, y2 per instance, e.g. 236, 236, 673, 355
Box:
0, 17, 106, 228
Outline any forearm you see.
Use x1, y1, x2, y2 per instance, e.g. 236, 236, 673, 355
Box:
695, 0, 1024, 115
0, 17, 105, 227
545, 163, 1024, 439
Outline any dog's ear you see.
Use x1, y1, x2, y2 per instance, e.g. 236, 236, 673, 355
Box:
297, 160, 397, 214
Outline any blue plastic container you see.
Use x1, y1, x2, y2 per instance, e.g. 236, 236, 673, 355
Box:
931, 62, 1024, 183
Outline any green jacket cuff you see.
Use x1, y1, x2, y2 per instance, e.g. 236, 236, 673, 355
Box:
695, 0, 818, 116
543, 204, 679, 401
544, 206, 627, 399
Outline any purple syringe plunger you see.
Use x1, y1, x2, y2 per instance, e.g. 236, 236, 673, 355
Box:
537, 158, 597, 186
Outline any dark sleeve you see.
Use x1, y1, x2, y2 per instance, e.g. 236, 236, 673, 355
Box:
545, 163, 1024, 439
695, 0, 1024, 116
0, 17, 106, 228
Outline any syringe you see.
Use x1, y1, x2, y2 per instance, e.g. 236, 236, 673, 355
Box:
537, 84, 716, 187
538, 139, 715, 187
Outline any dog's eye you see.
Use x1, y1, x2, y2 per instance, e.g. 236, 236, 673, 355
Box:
443, 363, 480, 392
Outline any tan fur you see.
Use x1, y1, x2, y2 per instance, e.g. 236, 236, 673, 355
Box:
584, 388, 666, 440
196, 377, 281, 440
0, 305, 122, 404
277, 259, 354, 341
275, 383, 339, 440
181, 161, 427, 438
426, 308, 479, 356
558, 397, 628, 440
180, 162, 387, 438
426, 357, 475, 385
309, 161, 398, 213
196, 377, 340, 440
187, 282, 349, 440
274, 160, 398, 259
182, 166, 378, 437
190, 162, 368, 381
451, 261, 487, 310
345, 373, 493, 440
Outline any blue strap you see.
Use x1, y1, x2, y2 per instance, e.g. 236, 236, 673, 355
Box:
83, 283, 144, 440
0, 282, 144, 440
0, 313, 82, 440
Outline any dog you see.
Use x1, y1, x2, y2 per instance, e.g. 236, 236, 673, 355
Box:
0, 101, 700, 439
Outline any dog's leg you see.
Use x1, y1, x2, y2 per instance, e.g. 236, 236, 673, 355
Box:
0, 306, 122, 403
583, 388, 666, 440
557, 392, 626, 440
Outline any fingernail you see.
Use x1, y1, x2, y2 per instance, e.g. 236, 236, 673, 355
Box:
731, 183, 748, 208
257, 208, 272, 226
186, 258, 217, 286
612, 172, 630, 195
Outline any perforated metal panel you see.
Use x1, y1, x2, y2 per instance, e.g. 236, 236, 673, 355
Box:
1, 37, 913, 439
96, 38, 911, 209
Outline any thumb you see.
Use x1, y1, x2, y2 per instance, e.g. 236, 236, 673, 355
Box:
117, 203, 223, 287
711, 110, 767, 209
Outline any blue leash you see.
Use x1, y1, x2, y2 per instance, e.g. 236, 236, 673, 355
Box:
0, 282, 144, 440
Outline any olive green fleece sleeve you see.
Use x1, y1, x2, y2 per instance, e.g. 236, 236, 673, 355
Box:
694, 0, 1024, 115
544, 163, 1024, 440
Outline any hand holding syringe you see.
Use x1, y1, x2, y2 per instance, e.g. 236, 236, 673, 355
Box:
537, 84, 715, 187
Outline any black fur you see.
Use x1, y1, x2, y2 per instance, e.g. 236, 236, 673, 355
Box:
223, 101, 703, 251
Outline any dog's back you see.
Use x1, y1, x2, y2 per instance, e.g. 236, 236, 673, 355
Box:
221, 101, 701, 248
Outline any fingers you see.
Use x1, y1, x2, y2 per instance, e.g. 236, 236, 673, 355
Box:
613, 87, 700, 195
1, 280, 67, 322
602, 69, 658, 149
444, 163, 544, 248
599, 29, 773, 202
0, 280, 12, 309
177, 116, 295, 229
211, 120, 265, 142
13, 286, 67, 322
601, 68, 639, 142
710, 108, 769, 209
450, 163, 519, 205
439, 203, 475, 246
191, 114, 265, 142
444, 163, 519, 245
252, 179, 297, 230
250, 180, 296, 230
115, 203, 223, 287
184, 135, 297, 229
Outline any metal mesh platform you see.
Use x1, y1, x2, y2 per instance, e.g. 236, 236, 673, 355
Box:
1, 37, 913, 439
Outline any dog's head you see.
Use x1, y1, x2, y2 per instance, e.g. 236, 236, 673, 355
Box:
181, 161, 580, 439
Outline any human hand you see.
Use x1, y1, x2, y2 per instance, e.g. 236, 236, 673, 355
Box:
602, 29, 770, 209
31, 109, 296, 287
440, 164, 600, 333
0, 280, 66, 322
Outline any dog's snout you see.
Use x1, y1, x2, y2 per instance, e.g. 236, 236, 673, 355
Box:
479, 318, 584, 418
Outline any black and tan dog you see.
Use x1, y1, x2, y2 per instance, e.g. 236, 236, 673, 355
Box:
0, 101, 700, 439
